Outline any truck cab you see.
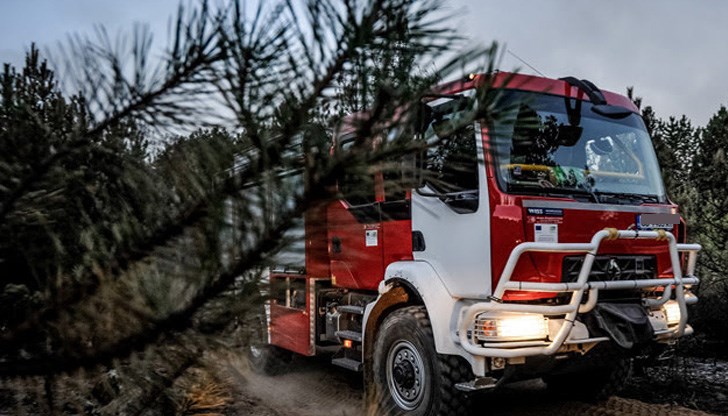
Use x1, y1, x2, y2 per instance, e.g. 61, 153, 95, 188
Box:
250, 72, 701, 415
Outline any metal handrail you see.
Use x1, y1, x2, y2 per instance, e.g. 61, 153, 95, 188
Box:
457, 229, 701, 358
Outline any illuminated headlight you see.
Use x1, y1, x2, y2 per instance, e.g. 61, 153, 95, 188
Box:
474, 313, 548, 342
663, 301, 681, 326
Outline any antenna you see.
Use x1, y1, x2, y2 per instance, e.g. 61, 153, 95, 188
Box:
507, 49, 546, 77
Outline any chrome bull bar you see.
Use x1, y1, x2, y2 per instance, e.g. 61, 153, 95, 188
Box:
457, 229, 701, 358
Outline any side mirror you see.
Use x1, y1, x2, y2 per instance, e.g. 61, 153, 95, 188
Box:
443, 191, 478, 213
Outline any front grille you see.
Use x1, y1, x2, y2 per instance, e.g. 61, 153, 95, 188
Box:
562, 255, 657, 283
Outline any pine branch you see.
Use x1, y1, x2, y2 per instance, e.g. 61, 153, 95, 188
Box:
0, 2, 224, 225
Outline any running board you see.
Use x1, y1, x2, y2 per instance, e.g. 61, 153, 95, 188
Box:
332, 357, 363, 372
335, 330, 363, 342
455, 376, 498, 392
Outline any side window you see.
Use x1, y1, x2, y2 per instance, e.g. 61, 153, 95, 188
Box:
382, 128, 412, 202
418, 120, 479, 214
339, 138, 377, 206
423, 123, 478, 194
377, 128, 415, 220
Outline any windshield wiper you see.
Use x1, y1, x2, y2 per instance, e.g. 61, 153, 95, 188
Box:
507, 185, 599, 202
596, 192, 660, 205
576, 179, 600, 203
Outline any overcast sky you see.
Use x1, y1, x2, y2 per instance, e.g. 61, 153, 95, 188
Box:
1, 0, 726, 126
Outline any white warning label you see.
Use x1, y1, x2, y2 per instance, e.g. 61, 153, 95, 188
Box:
365, 229, 378, 247
534, 223, 558, 243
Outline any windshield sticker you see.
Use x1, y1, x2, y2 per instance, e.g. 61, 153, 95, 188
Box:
534, 223, 558, 243
527, 207, 564, 217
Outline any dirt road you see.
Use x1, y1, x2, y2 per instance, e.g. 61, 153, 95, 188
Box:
220, 355, 716, 416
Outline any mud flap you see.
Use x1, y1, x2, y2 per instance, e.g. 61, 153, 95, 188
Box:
585, 303, 654, 350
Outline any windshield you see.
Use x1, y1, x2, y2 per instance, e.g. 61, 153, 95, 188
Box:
490, 90, 667, 204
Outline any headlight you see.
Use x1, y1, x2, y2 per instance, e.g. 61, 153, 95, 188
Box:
663, 300, 681, 326
474, 313, 548, 342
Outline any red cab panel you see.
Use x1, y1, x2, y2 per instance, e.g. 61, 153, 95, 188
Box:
326, 200, 384, 291
269, 273, 314, 356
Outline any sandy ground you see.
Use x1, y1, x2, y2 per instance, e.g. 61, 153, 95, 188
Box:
220, 354, 718, 416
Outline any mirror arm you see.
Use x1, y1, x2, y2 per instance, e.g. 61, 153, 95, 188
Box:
415, 187, 444, 198
415, 187, 478, 199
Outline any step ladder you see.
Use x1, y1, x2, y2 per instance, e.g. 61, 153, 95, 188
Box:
331, 304, 365, 372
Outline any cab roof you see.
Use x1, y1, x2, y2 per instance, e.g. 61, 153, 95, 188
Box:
439, 71, 639, 113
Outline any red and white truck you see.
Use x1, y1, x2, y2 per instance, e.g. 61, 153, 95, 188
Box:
246, 72, 701, 415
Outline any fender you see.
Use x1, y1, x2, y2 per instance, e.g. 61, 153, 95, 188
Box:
362, 260, 487, 376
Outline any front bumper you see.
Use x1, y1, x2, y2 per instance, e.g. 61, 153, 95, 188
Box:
457, 229, 700, 358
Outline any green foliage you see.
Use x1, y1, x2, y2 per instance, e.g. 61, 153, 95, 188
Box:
631, 103, 697, 202
0, 45, 154, 294
693, 106, 728, 210
691, 107, 728, 303
632, 88, 728, 345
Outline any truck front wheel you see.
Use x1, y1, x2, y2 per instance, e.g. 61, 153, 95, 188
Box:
372, 306, 471, 416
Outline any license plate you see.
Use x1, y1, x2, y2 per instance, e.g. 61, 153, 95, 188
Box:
636, 213, 679, 230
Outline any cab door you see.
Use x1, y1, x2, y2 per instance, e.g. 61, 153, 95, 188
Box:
411, 120, 492, 299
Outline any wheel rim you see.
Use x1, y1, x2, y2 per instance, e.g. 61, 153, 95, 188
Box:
386, 340, 426, 410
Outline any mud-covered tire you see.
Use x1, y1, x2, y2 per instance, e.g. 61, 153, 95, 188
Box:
371, 306, 471, 416
544, 354, 632, 402
246, 312, 292, 376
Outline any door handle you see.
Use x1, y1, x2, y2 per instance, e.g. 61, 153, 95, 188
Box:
331, 236, 342, 253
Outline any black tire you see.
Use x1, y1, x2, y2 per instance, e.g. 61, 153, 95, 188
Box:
245, 311, 292, 376
543, 352, 632, 402
371, 306, 472, 416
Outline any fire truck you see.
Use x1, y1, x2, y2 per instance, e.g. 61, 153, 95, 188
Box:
245, 72, 701, 415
